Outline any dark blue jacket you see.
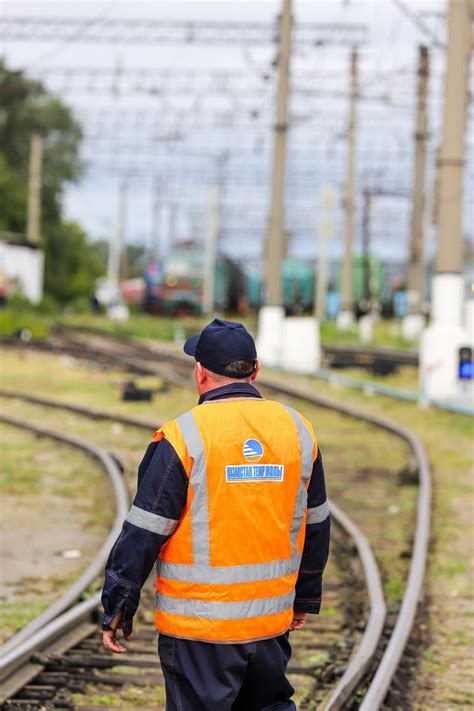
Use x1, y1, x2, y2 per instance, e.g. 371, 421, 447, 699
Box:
101, 382, 330, 635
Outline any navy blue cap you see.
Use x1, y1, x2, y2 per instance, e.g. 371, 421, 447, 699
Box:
183, 319, 257, 378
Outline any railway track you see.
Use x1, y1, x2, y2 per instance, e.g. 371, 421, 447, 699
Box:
2, 327, 419, 377
0, 392, 382, 709
0, 336, 431, 709
322, 344, 418, 374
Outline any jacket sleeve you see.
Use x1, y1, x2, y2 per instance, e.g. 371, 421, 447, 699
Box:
101, 437, 188, 633
294, 447, 330, 614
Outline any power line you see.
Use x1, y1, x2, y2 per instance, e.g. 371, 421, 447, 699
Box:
0, 16, 368, 47
23, 2, 117, 67
391, 0, 445, 48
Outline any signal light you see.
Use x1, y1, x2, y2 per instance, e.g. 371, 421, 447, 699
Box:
458, 346, 473, 380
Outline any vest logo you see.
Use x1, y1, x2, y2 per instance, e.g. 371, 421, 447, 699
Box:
243, 438, 264, 462
226, 464, 284, 482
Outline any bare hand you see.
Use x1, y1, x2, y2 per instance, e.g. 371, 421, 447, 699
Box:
289, 612, 307, 631
102, 611, 132, 654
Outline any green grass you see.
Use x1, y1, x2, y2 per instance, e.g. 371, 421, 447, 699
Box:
320, 318, 417, 350
330, 365, 419, 393
0, 421, 113, 641
0, 423, 113, 529
0, 599, 50, 636
73, 684, 166, 708
0, 305, 52, 339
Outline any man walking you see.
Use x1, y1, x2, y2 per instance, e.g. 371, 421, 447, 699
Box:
101, 318, 330, 710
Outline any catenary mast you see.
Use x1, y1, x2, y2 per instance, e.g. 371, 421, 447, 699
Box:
337, 50, 358, 330
420, 0, 473, 401
403, 46, 429, 340
257, 0, 292, 366
26, 133, 44, 245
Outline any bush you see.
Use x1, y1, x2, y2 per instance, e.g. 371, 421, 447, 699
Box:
0, 306, 52, 339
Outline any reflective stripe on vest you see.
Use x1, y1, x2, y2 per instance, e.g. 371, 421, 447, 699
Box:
282, 404, 313, 558
176, 409, 211, 566
155, 400, 316, 642
156, 589, 296, 620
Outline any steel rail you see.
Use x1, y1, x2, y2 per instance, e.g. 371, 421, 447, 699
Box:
0, 389, 159, 431
129, 339, 431, 707
0, 388, 386, 708
320, 501, 386, 710
314, 368, 474, 417
260, 375, 431, 708
2, 333, 432, 708
0, 595, 100, 699
45, 331, 192, 388
0, 415, 129, 660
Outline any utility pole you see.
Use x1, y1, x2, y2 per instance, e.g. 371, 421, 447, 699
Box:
436, 1, 471, 277
257, 0, 292, 366
107, 182, 128, 289
26, 132, 44, 244
403, 46, 429, 340
264, 0, 291, 306
419, 0, 472, 402
315, 183, 337, 322
337, 49, 358, 330
203, 185, 219, 315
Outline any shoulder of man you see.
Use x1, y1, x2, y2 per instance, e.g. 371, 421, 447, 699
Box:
151, 407, 198, 472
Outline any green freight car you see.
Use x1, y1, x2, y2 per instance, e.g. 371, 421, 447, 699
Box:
336, 255, 385, 306
246, 259, 315, 314
246, 256, 385, 315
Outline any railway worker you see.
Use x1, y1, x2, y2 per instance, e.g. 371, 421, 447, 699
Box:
101, 318, 330, 711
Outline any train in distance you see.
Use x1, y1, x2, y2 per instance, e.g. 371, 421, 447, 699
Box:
118, 248, 396, 318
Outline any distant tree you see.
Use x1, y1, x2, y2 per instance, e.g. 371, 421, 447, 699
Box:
0, 58, 103, 303
45, 222, 104, 303
0, 155, 27, 233
126, 244, 148, 278
90, 239, 109, 273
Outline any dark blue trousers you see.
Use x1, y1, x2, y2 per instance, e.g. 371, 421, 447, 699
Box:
158, 632, 296, 711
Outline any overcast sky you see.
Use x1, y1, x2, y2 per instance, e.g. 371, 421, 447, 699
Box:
2, 0, 472, 266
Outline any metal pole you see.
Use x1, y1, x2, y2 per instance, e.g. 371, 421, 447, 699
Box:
315, 184, 336, 322
203, 185, 219, 315
416, 1, 473, 420
435, 0, 471, 275
150, 178, 161, 262
264, 0, 292, 306
119, 183, 128, 282
26, 132, 44, 244
407, 46, 429, 315
169, 203, 177, 249
361, 189, 371, 309
339, 49, 358, 321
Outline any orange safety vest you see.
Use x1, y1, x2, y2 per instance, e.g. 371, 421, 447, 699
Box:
151, 397, 317, 643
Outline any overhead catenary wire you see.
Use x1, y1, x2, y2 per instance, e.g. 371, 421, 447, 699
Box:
22, 2, 117, 68
391, 0, 446, 49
